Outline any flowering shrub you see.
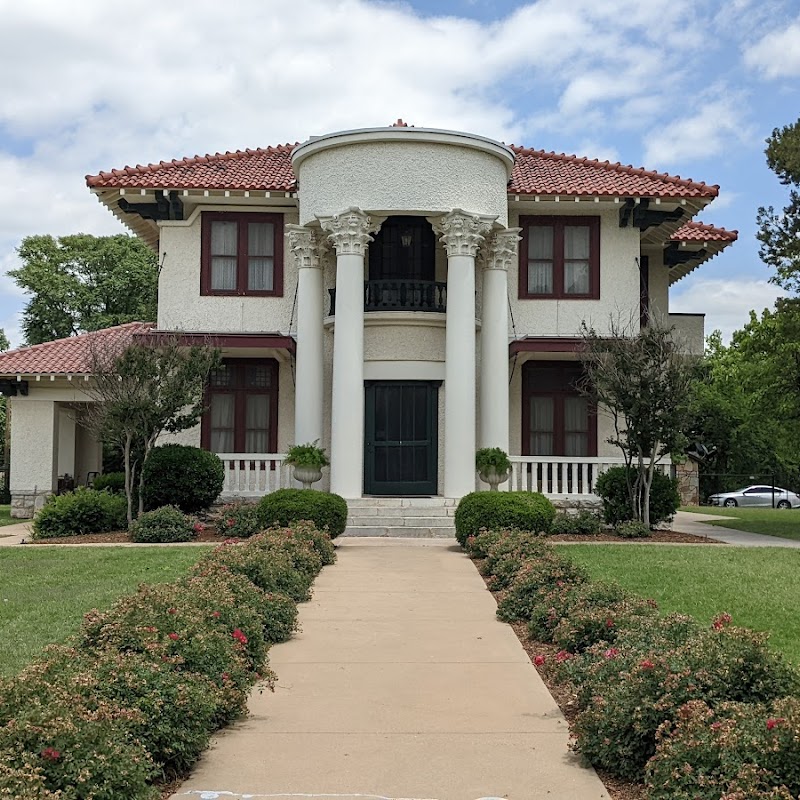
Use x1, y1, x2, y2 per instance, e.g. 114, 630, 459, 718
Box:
615, 519, 651, 538
480, 530, 551, 589
464, 530, 503, 559
217, 501, 262, 539
129, 505, 196, 543
549, 510, 603, 536
32, 488, 128, 539
647, 698, 800, 800
282, 520, 336, 566
247, 529, 324, 583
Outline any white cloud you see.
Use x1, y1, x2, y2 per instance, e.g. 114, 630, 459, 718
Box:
671, 278, 788, 343
744, 18, 800, 77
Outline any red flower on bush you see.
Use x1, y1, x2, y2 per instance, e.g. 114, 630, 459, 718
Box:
604, 648, 619, 660
232, 628, 248, 645
639, 658, 655, 670
167, 607, 177, 615
555, 650, 573, 663
193, 523, 205, 533
767, 717, 786, 731
605, 617, 615, 629
168, 632, 179, 641
534, 655, 546, 666
40, 747, 61, 761
211, 611, 221, 619
713, 612, 733, 630
221, 672, 230, 682
710, 721, 722, 731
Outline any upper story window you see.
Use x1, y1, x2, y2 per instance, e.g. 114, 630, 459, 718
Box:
518, 216, 600, 300
201, 212, 284, 297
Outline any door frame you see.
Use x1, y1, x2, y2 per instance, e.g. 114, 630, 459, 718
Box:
364, 380, 440, 496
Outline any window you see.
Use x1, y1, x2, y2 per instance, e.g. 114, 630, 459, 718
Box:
201, 359, 278, 453
519, 216, 600, 299
522, 361, 596, 456
201, 212, 284, 296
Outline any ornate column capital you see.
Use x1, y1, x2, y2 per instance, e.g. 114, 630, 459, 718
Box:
483, 228, 522, 271
430, 209, 497, 258
317, 207, 381, 257
285, 224, 323, 270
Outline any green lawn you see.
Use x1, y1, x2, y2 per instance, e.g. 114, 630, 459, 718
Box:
0, 546, 213, 676
681, 505, 800, 540
0, 504, 17, 527
559, 544, 800, 663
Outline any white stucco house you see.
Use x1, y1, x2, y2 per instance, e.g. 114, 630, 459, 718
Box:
1, 121, 736, 519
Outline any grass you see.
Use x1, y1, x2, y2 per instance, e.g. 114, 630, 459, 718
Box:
680, 505, 800, 540
0, 504, 17, 528
559, 544, 800, 664
0, 545, 213, 676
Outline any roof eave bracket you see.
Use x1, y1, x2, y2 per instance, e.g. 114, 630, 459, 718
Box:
619, 198, 684, 231
118, 190, 184, 222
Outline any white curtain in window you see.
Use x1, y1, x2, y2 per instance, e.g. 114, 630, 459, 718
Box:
564, 396, 589, 456
528, 226, 554, 293
211, 221, 238, 290
564, 226, 590, 294
245, 395, 270, 453
209, 394, 234, 452
530, 396, 554, 455
248, 222, 274, 290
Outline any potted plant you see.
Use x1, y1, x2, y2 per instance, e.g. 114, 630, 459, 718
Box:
476, 447, 511, 491
285, 441, 330, 489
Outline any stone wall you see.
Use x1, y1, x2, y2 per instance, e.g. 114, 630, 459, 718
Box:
675, 460, 699, 506
11, 490, 51, 519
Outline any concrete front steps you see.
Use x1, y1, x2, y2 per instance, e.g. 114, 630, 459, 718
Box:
344, 497, 457, 538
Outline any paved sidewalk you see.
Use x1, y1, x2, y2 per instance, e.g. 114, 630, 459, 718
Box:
0, 522, 31, 545
674, 510, 800, 548
171, 538, 609, 800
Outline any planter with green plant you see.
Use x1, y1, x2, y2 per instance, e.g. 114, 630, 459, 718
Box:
285, 442, 329, 489
476, 447, 512, 491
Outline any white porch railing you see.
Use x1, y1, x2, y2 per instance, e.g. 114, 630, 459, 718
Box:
217, 453, 291, 497
489, 456, 672, 496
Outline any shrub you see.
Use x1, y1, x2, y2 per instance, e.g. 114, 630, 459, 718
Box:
454, 491, 556, 545
475, 447, 511, 473
285, 442, 329, 468
283, 520, 336, 566
217, 501, 262, 539
129, 505, 196, 543
247, 529, 323, 583
549, 510, 603, 536
32, 488, 127, 539
257, 489, 347, 539
141, 444, 224, 513
615, 520, 651, 539
594, 466, 679, 525
480, 530, 550, 582
647, 698, 800, 800
92, 471, 126, 493
464, 530, 503, 559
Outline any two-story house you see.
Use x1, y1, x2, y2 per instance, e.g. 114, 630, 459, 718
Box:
0, 121, 736, 519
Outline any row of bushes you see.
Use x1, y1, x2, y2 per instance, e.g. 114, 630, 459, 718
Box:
0, 521, 335, 798
33, 487, 349, 542
466, 530, 800, 798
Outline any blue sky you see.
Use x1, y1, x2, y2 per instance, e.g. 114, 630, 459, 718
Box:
1, 0, 799, 348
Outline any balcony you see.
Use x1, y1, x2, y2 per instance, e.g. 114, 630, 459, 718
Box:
328, 280, 447, 315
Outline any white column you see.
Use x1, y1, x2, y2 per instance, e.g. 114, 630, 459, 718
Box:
286, 225, 324, 447
319, 208, 376, 498
480, 229, 520, 454
432, 209, 496, 499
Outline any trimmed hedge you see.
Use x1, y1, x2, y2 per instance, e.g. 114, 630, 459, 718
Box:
594, 466, 680, 526
129, 505, 197, 543
91, 471, 126, 493
141, 445, 224, 513
454, 491, 556, 545
257, 489, 347, 539
0, 523, 334, 798
32, 488, 127, 539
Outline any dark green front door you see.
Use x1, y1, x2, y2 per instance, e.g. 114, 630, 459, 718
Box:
364, 381, 439, 496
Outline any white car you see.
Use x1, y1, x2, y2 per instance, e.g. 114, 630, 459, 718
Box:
708, 485, 800, 509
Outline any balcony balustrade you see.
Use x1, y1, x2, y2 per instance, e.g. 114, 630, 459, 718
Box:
328, 279, 447, 315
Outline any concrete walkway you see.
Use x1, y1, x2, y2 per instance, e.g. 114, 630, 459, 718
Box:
673, 510, 800, 548
170, 537, 609, 800
0, 522, 31, 545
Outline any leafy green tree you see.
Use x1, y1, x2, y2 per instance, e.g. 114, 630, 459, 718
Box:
0, 330, 8, 351
8, 234, 158, 345
758, 119, 800, 292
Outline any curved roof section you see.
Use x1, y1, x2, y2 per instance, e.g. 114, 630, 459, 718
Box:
0, 322, 155, 376
671, 220, 738, 241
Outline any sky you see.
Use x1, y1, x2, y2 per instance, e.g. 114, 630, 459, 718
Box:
1, 0, 799, 349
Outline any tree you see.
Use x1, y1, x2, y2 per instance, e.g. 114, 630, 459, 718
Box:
8, 234, 158, 345
757, 119, 800, 292
83, 334, 219, 524
579, 319, 698, 525
0, 330, 8, 351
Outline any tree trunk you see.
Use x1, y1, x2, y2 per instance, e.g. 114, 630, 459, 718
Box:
123, 433, 134, 525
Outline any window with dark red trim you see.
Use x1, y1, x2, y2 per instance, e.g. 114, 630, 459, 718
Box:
522, 361, 596, 457
201, 359, 279, 453
518, 216, 600, 300
201, 212, 284, 296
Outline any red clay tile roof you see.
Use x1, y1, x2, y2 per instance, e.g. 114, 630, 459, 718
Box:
0, 322, 154, 376
86, 141, 719, 200
509, 147, 718, 198
671, 220, 738, 242
86, 145, 297, 191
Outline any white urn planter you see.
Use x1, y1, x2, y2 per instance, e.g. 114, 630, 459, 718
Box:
292, 465, 323, 489
479, 466, 510, 491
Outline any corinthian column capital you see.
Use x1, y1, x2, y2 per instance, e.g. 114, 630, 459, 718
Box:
430, 209, 497, 258
484, 228, 522, 271
285, 224, 323, 270
318, 207, 379, 257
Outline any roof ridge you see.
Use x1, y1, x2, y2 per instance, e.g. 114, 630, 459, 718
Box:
0, 322, 153, 359
86, 144, 298, 186
509, 145, 719, 195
